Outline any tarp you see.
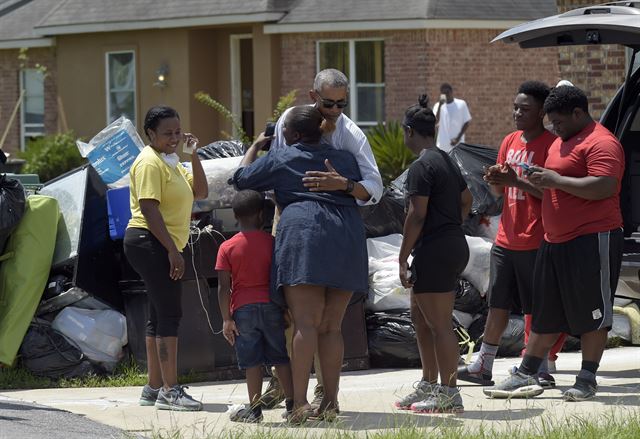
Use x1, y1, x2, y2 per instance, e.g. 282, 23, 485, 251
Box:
0, 195, 59, 366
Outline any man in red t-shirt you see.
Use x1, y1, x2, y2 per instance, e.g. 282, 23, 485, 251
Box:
485, 86, 624, 401
459, 81, 563, 388
216, 190, 294, 422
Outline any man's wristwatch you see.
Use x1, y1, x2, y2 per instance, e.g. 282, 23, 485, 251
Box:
345, 179, 355, 194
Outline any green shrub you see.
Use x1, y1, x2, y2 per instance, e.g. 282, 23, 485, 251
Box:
19, 132, 86, 182
366, 121, 415, 185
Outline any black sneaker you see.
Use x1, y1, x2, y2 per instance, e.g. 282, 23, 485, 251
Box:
139, 384, 160, 406
538, 372, 556, 389
261, 376, 285, 409
563, 377, 597, 401
457, 365, 494, 386
230, 407, 263, 423
155, 385, 203, 411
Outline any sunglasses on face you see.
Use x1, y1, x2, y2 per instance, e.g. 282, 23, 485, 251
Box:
315, 92, 349, 109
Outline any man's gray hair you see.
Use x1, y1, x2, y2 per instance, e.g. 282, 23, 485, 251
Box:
314, 68, 349, 91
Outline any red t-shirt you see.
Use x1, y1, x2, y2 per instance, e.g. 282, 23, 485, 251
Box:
215, 230, 273, 314
542, 122, 624, 244
494, 130, 556, 251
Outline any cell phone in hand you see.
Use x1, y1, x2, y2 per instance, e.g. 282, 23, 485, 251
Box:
262, 122, 276, 151
408, 263, 417, 285
516, 162, 534, 175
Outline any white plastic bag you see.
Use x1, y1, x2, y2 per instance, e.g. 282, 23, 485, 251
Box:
461, 236, 493, 296
184, 156, 243, 211
476, 214, 501, 241
52, 307, 127, 367
76, 116, 144, 188
366, 234, 412, 312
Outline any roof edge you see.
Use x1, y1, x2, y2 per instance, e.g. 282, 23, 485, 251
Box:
0, 37, 54, 49
35, 12, 285, 36
264, 19, 527, 34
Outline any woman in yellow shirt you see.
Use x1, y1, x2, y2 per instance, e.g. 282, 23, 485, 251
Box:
124, 106, 207, 411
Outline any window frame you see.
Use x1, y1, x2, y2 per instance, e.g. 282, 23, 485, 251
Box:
19, 68, 46, 151
105, 50, 137, 127
316, 38, 385, 127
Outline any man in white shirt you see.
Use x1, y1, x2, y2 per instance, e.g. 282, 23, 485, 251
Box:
271, 68, 383, 206
432, 83, 472, 153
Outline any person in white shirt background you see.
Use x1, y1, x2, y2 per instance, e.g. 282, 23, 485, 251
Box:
433, 83, 472, 152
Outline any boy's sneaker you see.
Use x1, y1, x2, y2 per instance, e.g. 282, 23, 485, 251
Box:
457, 365, 494, 386
538, 372, 556, 389
230, 407, 263, 423
155, 385, 203, 411
261, 376, 285, 409
483, 369, 544, 399
563, 377, 597, 402
410, 387, 464, 414
139, 384, 160, 406
394, 380, 437, 410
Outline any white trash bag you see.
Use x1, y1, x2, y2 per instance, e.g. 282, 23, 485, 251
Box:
366, 234, 412, 312
461, 235, 493, 296
76, 116, 145, 188
184, 156, 243, 211
52, 307, 127, 369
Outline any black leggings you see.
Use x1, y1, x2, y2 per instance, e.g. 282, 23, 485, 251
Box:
123, 228, 182, 337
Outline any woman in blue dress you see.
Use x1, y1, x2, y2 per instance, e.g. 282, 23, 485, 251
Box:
231, 105, 367, 422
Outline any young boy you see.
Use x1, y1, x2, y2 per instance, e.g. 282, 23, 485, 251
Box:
216, 190, 294, 422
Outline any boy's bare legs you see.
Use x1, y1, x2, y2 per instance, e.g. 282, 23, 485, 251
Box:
245, 366, 263, 408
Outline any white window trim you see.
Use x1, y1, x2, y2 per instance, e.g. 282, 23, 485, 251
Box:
19, 69, 45, 151
316, 38, 385, 126
230, 34, 253, 138
105, 50, 137, 126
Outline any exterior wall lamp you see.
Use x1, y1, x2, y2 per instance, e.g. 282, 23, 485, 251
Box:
154, 64, 169, 88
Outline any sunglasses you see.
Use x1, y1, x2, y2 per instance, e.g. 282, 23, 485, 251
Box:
315, 92, 349, 109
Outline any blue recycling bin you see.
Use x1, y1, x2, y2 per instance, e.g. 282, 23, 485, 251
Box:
106, 186, 131, 240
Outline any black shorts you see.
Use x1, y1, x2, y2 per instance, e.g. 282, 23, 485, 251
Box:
488, 245, 538, 314
412, 234, 469, 293
532, 229, 623, 336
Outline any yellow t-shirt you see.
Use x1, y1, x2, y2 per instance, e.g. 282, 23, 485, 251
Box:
127, 146, 194, 250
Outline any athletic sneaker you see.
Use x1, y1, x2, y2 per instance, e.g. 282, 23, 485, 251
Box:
139, 384, 160, 406
310, 383, 324, 410
457, 365, 494, 386
410, 387, 464, 414
155, 385, 203, 411
230, 407, 263, 423
562, 377, 597, 402
483, 369, 544, 399
394, 380, 437, 410
261, 376, 285, 409
538, 372, 556, 389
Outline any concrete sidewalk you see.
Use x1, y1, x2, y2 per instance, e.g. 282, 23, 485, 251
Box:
1, 347, 639, 438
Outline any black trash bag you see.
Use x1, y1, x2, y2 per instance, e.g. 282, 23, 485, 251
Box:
359, 191, 405, 238
366, 311, 421, 368
0, 174, 26, 253
562, 335, 581, 352
197, 140, 245, 159
497, 315, 525, 357
19, 320, 97, 379
449, 143, 502, 216
455, 279, 487, 314
467, 314, 487, 349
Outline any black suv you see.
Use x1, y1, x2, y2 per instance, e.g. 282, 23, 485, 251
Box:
493, 1, 640, 298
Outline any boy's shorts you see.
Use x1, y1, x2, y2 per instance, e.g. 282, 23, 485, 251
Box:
233, 302, 290, 369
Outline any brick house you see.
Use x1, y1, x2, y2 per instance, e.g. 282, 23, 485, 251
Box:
0, 0, 632, 160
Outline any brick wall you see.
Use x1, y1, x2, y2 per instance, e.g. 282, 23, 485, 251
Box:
280, 30, 558, 148
0, 47, 57, 156
555, 0, 627, 118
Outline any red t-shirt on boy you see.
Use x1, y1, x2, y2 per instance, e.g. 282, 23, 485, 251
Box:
215, 230, 273, 314
542, 121, 624, 244
494, 130, 556, 251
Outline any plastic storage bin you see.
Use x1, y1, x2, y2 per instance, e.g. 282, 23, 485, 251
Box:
107, 186, 131, 240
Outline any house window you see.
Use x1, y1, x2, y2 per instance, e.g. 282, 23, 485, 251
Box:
20, 68, 45, 151
106, 51, 136, 126
317, 40, 385, 126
